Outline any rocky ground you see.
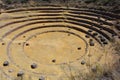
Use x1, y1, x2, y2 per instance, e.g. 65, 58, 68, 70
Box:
0, 0, 120, 10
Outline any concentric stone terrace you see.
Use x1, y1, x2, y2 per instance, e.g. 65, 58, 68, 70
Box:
0, 5, 119, 80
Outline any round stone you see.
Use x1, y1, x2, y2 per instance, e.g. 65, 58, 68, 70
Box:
100, 28, 103, 30
18, 43, 21, 45
88, 54, 92, 57
68, 34, 70, 36
23, 36, 26, 38
112, 34, 117, 37
89, 40, 94, 46
100, 38, 106, 42
118, 36, 120, 39
103, 41, 108, 45
81, 60, 85, 65
17, 71, 24, 77
77, 47, 81, 50
52, 59, 56, 63
8, 69, 14, 73
31, 63, 37, 69
39, 76, 45, 80
3, 61, 9, 66
85, 35, 90, 38
88, 30, 93, 33
93, 33, 98, 36
26, 43, 29, 46
2, 43, 5, 45
98, 35, 103, 38
91, 66, 97, 72
89, 39, 93, 41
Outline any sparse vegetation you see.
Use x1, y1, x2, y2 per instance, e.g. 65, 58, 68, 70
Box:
4, 0, 12, 4
114, 42, 120, 55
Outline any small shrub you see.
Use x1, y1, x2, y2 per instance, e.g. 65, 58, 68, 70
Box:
5, 0, 12, 4
20, 0, 29, 3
